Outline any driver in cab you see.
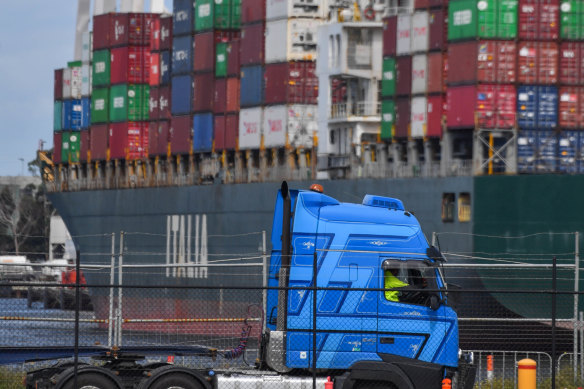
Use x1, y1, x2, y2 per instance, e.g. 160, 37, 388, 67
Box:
384, 267, 409, 302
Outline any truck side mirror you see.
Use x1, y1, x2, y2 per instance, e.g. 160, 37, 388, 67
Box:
426, 246, 445, 262
429, 295, 441, 311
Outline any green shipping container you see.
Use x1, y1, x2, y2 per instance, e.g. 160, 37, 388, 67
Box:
232, 0, 241, 29
497, 0, 518, 39
109, 84, 150, 122
54, 101, 63, 131
381, 58, 396, 97
560, 0, 584, 40
62, 132, 80, 163
91, 88, 109, 124
448, 0, 517, 40
92, 50, 110, 87
381, 100, 395, 140
216, 42, 228, 77
214, 0, 231, 29
195, 0, 214, 31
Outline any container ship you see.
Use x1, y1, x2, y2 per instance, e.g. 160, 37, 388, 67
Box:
44, 0, 584, 331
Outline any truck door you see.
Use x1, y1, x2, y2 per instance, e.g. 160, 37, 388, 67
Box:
376, 258, 457, 365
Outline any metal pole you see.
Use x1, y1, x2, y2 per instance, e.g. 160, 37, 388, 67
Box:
580, 311, 583, 381
108, 232, 115, 348
432, 231, 437, 247
117, 231, 124, 347
552, 256, 557, 389
73, 248, 81, 389
262, 230, 267, 333
312, 250, 317, 389
575, 232, 580, 377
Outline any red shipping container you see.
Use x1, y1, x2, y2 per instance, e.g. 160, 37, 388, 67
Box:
495, 41, 517, 83
476, 84, 516, 129
240, 23, 265, 66
227, 40, 240, 76
429, 9, 447, 51
395, 98, 411, 138
559, 86, 582, 129
396, 56, 412, 96
149, 87, 160, 120
304, 63, 318, 104
426, 95, 444, 138
225, 114, 238, 150
109, 13, 156, 47
54, 69, 63, 100
477, 41, 517, 83
214, 115, 226, 150
560, 42, 584, 85
414, 0, 430, 8
149, 120, 170, 156
193, 73, 215, 112
90, 124, 108, 161
518, 41, 558, 84
150, 52, 160, 86
109, 122, 148, 160
80, 130, 90, 162
93, 14, 112, 50
264, 62, 317, 105
448, 41, 478, 84
150, 17, 160, 51
194, 32, 215, 73
53, 132, 62, 164
518, 0, 559, 40
331, 78, 347, 104
110, 46, 150, 84
148, 121, 159, 156
241, 0, 266, 24
446, 85, 476, 129
159, 86, 171, 119
427, 52, 445, 94
383, 16, 397, 57
429, 0, 448, 6
214, 78, 227, 114
159, 16, 172, 51
226, 77, 240, 112
170, 115, 193, 154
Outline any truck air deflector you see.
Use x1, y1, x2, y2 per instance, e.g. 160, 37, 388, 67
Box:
362, 195, 405, 211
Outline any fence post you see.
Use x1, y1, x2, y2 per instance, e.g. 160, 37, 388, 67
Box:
487, 354, 494, 382
262, 230, 267, 334
312, 250, 317, 389
108, 232, 115, 348
552, 256, 557, 389
117, 231, 124, 347
580, 311, 583, 382
575, 232, 580, 379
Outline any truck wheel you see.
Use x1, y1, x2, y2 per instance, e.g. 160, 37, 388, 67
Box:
147, 373, 203, 389
60, 372, 119, 389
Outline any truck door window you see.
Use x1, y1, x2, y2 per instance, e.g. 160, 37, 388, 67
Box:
382, 260, 439, 307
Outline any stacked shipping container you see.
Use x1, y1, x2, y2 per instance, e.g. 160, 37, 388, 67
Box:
89, 12, 156, 161
381, 2, 448, 140
53, 32, 92, 164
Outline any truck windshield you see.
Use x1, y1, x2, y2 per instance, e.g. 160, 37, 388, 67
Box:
382, 259, 441, 306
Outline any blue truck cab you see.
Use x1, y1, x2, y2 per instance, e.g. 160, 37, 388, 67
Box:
264, 182, 474, 389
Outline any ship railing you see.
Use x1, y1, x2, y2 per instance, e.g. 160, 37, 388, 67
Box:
330, 102, 381, 119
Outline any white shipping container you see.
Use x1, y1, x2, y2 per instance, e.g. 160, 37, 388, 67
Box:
265, 19, 320, 63
81, 64, 92, 97
411, 96, 427, 138
239, 107, 263, 149
82, 31, 92, 63
411, 11, 429, 53
70, 67, 83, 99
263, 105, 316, 148
411, 54, 427, 95
62, 68, 72, 99
266, 0, 325, 20
396, 14, 412, 56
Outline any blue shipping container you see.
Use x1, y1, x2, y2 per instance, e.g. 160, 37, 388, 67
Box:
193, 113, 214, 152
558, 131, 578, 174
517, 86, 558, 129
160, 51, 171, 85
579, 133, 584, 174
172, 35, 193, 75
517, 130, 537, 174
54, 101, 63, 131
171, 75, 193, 115
240, 65, 264, 107
537, 130, 557, 173
62, 98, 90, 130
173, 0, 194, 36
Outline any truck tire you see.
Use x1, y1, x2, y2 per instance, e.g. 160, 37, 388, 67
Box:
354, 381, 397, 389
147, 373, 203, 389
59, 372, 120, 389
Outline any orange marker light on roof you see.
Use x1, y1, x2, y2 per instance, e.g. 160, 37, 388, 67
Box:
310, 184, 324, 193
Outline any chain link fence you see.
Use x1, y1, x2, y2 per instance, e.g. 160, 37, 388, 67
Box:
1, 231, 584, 388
